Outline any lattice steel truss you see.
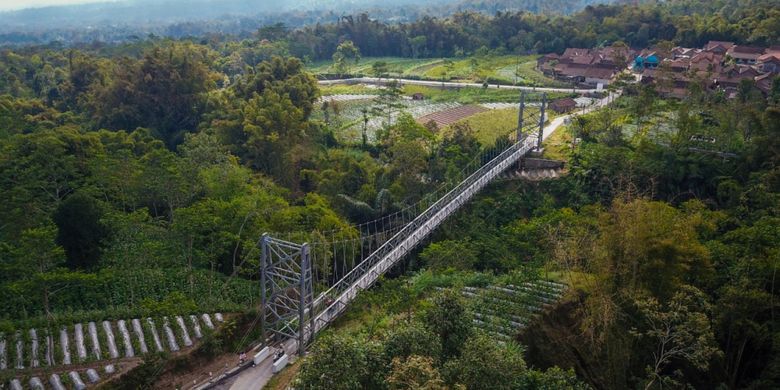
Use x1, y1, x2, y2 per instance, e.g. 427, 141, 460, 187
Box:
260, 234, 313, 354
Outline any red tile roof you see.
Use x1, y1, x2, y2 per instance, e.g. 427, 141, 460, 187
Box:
759, 53, 780, 63
549, 98, 577, 112
756, 73, 775, 93
581, 67, 615, 80
571, 55, 596, 65
562, 48, 590, 58
705, 41, 735, 51
729, 45, 765, 54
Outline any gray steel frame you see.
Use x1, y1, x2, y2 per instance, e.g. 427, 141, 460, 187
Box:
260, 234, 313, 355
537, 93, 547, 151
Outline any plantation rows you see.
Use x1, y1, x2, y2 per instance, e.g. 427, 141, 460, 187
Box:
319, 94, 383, 103
328, 99, 463, 143
499, 169, 564, 181
461, 280, 566, 340
1, 313, 225, 389
416, 105, 488, 128
318, 93, 546, 144
6, 366, 116, 390
0, 268, 258, 321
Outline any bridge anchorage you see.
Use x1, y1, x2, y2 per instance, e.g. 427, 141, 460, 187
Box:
260, 92, 550, 356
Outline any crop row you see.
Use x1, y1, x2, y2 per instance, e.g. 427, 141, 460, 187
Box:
0, 313, 224, 372
461, 280, 567, 339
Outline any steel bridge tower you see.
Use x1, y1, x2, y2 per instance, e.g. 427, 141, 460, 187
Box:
260, 234, 313, 355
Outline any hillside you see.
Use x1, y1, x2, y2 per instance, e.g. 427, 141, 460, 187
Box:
0, 0, 778, 389
0, 0, 617, 45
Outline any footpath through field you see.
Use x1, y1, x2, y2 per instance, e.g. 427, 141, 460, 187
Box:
318, 76, 601, 94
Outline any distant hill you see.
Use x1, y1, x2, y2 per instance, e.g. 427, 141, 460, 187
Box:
0, 0, 617, 45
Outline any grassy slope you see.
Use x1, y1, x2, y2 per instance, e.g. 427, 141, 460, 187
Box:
442, 108, 524, 145
440, 106, 567, 147
542, 123, 574, 162
318, 84, 382, 95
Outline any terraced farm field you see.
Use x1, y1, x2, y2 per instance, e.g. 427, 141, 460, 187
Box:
1, 314, 225, 389
312, 97, 463, 143
416, 105, 488, 128
309, 55, 568, 87
319, 83, 570, 105
460, 280, 567, 340
307, 57, 444, 78
441, 107, 545, 145
315, 90, 552, 145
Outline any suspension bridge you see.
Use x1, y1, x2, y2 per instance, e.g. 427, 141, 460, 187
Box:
242, 92, 616, 386
260, 92, 544, 355
0, 91, 615, 390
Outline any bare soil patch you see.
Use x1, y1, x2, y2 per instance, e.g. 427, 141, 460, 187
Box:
417, 104, 488, 128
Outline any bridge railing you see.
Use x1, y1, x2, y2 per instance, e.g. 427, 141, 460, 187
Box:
303, 135, 537, 342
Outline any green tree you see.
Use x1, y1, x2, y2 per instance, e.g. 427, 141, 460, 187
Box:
521, 367, 591, 390
424, 290, 472, 358
211, 56, 320, 188
387, 355, 446, 390
372, 61, 389, 79
445, 333, 527, 390
297, 333, 384, 390
53, 192, 108, 270
383, 321, 442, 363
90, 44, 216, 148
0, 128, 99, 240
234, 56, 319, 118
372, 80, 404, 125
333, 40, 361, 76
595, 199, 712, 299
8, 225, 94, 317
420, 240, 477, 271
240, 88, 310, 186
632, 285, 721, 389
410, 36, 428, 58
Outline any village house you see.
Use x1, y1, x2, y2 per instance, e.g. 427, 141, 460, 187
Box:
689, 51, 723, 73
704, 41, 735, 55
640, 67, 691, 99
549, 98, 577, 114
727, 45, 765, 64
758, 53, 780, 73
668, 58, 690, 73
537, 46, 632, 87
582, 67, 616, 88
714, 65, 762, 91
547, 41, 779, 101
637, 41, 780, 100
671, 47, 700, 60
634, 50, 660, 70
755, 73, 775, 95
536, 53, 560, 71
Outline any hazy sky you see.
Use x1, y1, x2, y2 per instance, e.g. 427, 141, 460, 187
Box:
0, 0, 109, 11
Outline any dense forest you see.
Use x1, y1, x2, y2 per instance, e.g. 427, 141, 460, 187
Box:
272, 0, 780, 60
2, 0, 779, 50
0, 0, 779, 388
284, 75, 780, 388
0, 0, 617, 45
